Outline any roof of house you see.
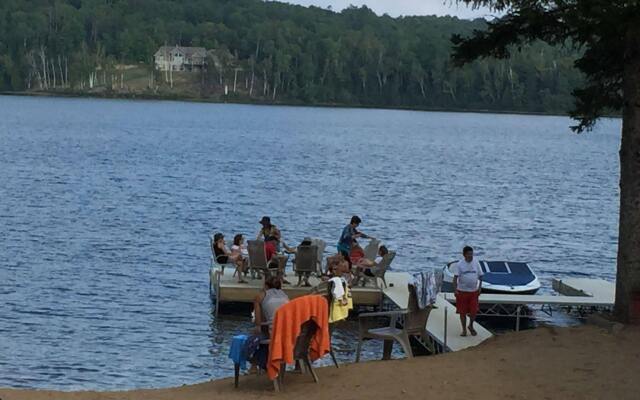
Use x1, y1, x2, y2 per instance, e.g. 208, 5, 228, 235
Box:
154, 46, 207, 58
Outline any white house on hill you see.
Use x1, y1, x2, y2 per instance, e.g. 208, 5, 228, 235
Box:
154, 45, 208, 72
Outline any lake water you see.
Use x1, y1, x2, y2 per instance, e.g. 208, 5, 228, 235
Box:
0, 95, 621, 390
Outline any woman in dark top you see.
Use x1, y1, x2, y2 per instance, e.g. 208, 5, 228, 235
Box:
213, 232, 247, 283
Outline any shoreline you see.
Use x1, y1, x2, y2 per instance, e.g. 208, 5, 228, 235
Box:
3, 90, 621, 120
1, 324, 638, 400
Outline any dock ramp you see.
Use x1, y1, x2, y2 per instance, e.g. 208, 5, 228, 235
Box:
383, 272, 492, 352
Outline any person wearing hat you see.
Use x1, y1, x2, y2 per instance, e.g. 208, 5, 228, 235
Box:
257, 216, 281, 261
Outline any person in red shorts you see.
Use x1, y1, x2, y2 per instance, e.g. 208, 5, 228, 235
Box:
452, 246, 484, 337
257, 216, 281, 261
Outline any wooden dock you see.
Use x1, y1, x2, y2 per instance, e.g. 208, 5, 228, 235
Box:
211, 266, 614, 353
210, 267, 383, 312
211, 267, 493, 352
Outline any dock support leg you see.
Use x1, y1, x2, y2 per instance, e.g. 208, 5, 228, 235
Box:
443, 307, 448, 353
214, 271, 220, 318
382, 340, 393, 360
515, 305, 521, 331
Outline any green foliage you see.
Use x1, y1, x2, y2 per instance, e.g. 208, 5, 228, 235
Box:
452, 0, 631, 130
0, 0, 584, 113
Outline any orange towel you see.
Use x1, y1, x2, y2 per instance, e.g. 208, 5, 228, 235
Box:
267, 295, 330, 380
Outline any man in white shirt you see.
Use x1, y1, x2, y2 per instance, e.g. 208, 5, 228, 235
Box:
452, 246, 484, 337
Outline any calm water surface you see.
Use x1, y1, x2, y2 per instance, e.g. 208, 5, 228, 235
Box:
0, 95, 621, 390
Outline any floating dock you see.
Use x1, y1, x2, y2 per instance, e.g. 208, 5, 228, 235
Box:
211, 268, 493, 352
210, 267, 383, 314
211, 265, 614, 353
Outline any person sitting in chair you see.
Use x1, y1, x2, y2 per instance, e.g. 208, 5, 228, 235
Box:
282, 238, 314, 287
246, 276, 290, 373
282, 237, 313, 254
213, 233, 247, 283
353, 246, 389, 284
349, 239, 366, 265
356, 245, 388, 269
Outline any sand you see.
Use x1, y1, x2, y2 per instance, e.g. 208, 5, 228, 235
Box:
1, 324, 638, 400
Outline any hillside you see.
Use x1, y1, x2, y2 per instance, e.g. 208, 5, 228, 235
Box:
0, 0, 583, 113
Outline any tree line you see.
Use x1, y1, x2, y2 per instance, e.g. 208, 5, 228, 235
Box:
0, 0, 584, 113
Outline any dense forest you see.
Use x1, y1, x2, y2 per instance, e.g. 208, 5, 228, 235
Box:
0, 0, 584, 113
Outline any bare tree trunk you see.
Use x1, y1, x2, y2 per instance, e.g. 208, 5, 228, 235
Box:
233, 68, 238, 93
121, 72, 124, 89
28, 52, 42, 89
249, 69, 255, 96
263, 69, 267, 96
419, 79, 426, 98
65, 57, 68, 88
164, 45, 169, 83
39, 47, 47, 89
57, 55, 64, 88
44, 57, 50, 89
51, 58, 56, 88
615, 26, 640, 323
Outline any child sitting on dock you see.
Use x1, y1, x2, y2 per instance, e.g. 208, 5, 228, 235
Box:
213, 233, 248, 284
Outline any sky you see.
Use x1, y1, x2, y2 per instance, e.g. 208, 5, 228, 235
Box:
283, 0, 497, 19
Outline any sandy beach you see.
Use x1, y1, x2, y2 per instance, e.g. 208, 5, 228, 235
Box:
1, 324, 638, 400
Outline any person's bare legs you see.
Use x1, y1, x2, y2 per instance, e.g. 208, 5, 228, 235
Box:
232, 255, 247, 283
468, 314, 477, 336
459, 313, 468, 336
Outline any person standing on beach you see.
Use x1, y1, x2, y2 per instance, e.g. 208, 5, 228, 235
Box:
337, 215, 370, 257
452, 246, 483, 337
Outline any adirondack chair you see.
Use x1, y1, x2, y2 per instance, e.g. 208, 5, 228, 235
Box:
247, 240, 269, 279
293, 245, 318, 286
362, 238, 380, 261
309, 238, 327, 275
354, 251, 396, 288
355, 284, 434, 362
